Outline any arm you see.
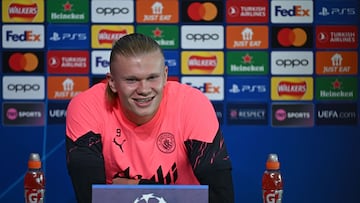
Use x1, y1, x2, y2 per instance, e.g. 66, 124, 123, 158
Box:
185, 129, 235, 203
66, 131, 106, 203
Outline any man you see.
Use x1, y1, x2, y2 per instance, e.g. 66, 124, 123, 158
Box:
66, 33, 234, 203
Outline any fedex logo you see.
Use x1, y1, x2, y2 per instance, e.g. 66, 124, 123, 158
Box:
2, 25, 44, 48
274, 6, 310, 17
91, 50, 110, 75
271, 1, 313, 23
181, 76, 224, 101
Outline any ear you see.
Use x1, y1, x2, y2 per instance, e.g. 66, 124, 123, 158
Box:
106, 73, 117, 93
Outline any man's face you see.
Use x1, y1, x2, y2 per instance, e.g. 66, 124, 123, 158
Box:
108, 51, 168, 125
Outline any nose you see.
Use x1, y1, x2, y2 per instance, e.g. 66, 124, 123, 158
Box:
136, 80, 151, 95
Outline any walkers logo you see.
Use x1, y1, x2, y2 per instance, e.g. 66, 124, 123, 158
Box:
47, 50, 89, 74
227, 103, 268, 125
227, 76, 268, 101
2, 0, 44, 22
91, 50, 111, 75
91, 25, 134, 49
47, 76, 89, 100
271, 51, 313, 75
316, 1, 358, 24
181, 51, 224, 75
2, 24, 44, 48
47, 24, 89, 48
316, 51, 358, 75
48, 102, 68, 125
271, 77, 313, 101
181, 76, 224, 101
2, 76, 45, 100
3, 102, 44, 126
316, 103, 357, 126
226, 51, 268, 75
271, 0, 313, 23
181, 25, 224, 49
316, 26, 358, 49
164, 51, 180, 76
91, 0, 134, 23
272, 103, 314, 127
226, 0, 268, 23
181, 1, 223, 23
315, 77, 357, 101
136, 0, 178, 23
272, 26, 312, 49
2, 51, 44, 73
226, 26, 268, 49
46, 0, 88, 23
137, 25, 179, 49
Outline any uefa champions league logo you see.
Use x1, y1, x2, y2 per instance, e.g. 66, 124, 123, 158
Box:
133, 193, 167, 203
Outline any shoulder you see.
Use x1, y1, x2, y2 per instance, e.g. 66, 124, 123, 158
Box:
68, 82, 107, 109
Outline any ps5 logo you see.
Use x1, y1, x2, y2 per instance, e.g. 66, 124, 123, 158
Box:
49, 32, 87, 41
229, 84, 266, 93
318, 7, 356, 16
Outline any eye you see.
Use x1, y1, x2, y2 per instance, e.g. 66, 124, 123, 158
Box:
148, 75, 159, 81
125, 78, 137, 84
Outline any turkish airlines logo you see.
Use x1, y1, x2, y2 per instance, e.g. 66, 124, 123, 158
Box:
271, 77, 313, 100
182, 1, 222, 22
272, 26, 312, 49
271, 0, 313, 23
226, 0, 268, 23
2, 76, 45, 100
181, 25, 223, 49
47, 50, 89, 74
91, 1, 134, 23
316, 25, 358, 49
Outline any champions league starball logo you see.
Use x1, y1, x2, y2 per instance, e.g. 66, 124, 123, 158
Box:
133, 193, 167, 203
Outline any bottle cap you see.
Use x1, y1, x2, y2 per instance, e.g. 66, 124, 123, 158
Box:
266, 153, 280, 170
28, 153, 41, 169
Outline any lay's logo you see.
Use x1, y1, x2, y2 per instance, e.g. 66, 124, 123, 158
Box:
91, 25, 134, 48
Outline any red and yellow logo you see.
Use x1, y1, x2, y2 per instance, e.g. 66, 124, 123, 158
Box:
181, 51, 224, 75
8, 52, 38, 72
271, 77, 313, 100
2, 0, 44, 22
91, 25, 134, 49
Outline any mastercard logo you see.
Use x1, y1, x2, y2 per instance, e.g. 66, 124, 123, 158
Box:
8, 53, 39, 72
277, 28, 307, 47
187, 2, 218, 21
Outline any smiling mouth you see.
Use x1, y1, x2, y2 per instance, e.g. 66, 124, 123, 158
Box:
134, 96, 154, 103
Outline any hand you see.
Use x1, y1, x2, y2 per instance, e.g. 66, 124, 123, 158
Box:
112, 177, 140, 185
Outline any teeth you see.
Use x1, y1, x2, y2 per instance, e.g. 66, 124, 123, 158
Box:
136, 98, 152, 102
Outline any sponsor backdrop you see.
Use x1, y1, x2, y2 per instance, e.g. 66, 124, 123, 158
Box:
0, 0, 359, 202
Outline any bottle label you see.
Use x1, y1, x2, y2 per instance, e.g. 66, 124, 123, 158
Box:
263, 189, 283, 203
25, 189, 45, 203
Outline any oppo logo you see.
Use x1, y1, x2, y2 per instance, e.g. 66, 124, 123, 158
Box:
96, 7, 129, 15
186, 33, 219, 41
275, 59, 309, 67
7, 84, 40, 92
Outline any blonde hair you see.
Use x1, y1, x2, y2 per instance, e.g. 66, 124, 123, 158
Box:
106, 33, 165, 104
